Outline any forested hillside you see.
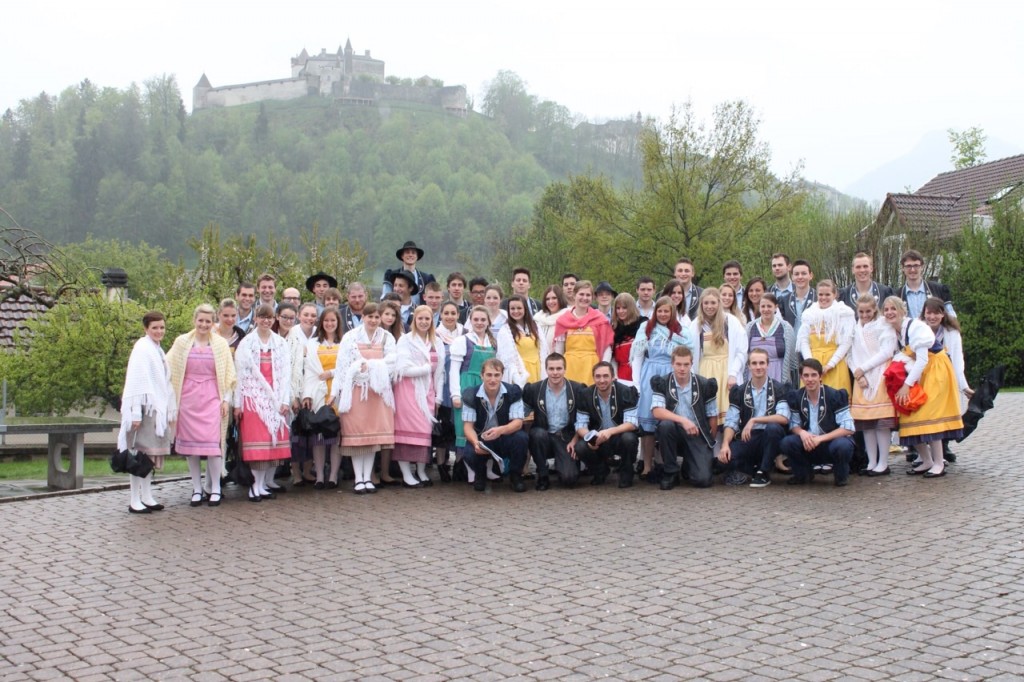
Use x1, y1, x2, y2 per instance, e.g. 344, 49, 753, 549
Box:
0, 73, 643, 270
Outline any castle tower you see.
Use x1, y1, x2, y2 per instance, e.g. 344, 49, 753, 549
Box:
344, 38, 354, 78
192, 73, 212, 110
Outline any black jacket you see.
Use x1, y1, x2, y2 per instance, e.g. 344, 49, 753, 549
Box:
522, 379, 586, 439
579, 381, 639, 430
649, 373, 718, 447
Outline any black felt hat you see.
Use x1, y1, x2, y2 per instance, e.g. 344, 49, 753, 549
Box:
305, 271, 338, 292
386, 269, 421, 296
395, 240, 425, 261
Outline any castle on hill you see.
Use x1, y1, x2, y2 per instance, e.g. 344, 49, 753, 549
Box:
192, 39, 467, 115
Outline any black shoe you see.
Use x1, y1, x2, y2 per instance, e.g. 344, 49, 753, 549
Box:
267, 484, 287, 493
834, 477, 849, 487
437, 464, 451, 482
749, 472, 771, 488
943, 452, 957, 463
618, 474, 634, 488
248, 490, 262, 503
659, 474, 677, 491
128, 505, 151, 514
866, 467, 891, 476
473, 479, 487, 492
207, 493, 222, 507
189, 492, 204, 507
591, 475, 607, 486
403, 480, 423, 489
142, 502, 165, 511
536, 475, 550, 491
326, 480, 338, 489
786, 475, 809, 485
314, 481, 325, 490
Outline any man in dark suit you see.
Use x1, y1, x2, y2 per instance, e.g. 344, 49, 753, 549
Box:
381, 240, 436, 306
899, 248, 955, 320
339, 282, 368, 334
523, 353, 589, 490
839, 251, 893, 309
718, 349, 791, 488
651, 345, 719, 489
778, 259, 815, 332
574, 362, 640, 488
501, 267, 542, 316
461, 358, 529, 493
779, 359, 856, 487
674, 257, 703, 319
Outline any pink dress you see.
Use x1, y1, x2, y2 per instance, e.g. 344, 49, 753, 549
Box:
240, 350, 291, 462
393, 347, 438, 463
340, 343, 395, 457
176, 346, 222, 457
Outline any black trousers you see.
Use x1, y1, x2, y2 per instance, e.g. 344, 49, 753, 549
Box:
572, 432, 639, 481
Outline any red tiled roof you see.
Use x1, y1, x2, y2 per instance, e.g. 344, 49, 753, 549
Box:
874, 154, 1024, 240
0, 295, 49, 350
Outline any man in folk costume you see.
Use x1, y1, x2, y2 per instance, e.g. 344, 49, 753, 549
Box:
461, 358, 529, 493
779, 358, 856, 487
651, 345, 719, 490
382, 240, 436, 307
573, 361, 640, 488
523, 353, 590, 490
717, 349, 791, 488
306, 271, 338, 315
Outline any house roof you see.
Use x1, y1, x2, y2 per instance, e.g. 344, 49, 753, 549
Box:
875, 154, 1024, 240
0, 294, 48, 350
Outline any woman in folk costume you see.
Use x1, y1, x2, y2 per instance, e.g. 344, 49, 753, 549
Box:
847, 294, 898, 475
660, 278, 690, 327
689, 287, 748, 415
301, 307, 343, 489
507, 294, 545, 385
882, 296, 964, 478
433, 301, 466, 481
166, 303, 237, 508
921, 297, 974, 413
534, 285, 570, 351
745, 293, 796, 384
610, 293, 646, 387
375, 299, 403, 485
741, 276, 767, 324
797, 280, 855, 394
392, 306, 446, 488
233, 305, 292, 502
630, 296, 693, 479
287, 302, 319, 486
719, 283, 744, 322
554, 280, 613, 385
214, 298, 246, 353
119, 311, 176, 514
334, 303, 397, 494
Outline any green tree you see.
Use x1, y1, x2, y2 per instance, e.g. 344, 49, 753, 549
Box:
946, 202, 1024, 385
948, 126, 987, 170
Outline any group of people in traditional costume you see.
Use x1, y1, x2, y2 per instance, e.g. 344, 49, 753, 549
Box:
118, 242, 973, 511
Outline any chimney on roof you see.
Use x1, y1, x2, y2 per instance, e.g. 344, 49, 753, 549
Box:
101, 268, 128, 303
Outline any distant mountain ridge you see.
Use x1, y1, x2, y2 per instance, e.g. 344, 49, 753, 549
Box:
844, 130, 1023, 203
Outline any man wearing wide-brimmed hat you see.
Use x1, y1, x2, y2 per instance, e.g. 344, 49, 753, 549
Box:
382, 240, 435, 306
305, 271, 338, 314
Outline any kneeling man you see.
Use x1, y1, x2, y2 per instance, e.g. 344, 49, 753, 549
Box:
779, 359, 855, 486
523, 353, 589, 490
574, 362, 640, 488
651, 346, 719, 489
719, 349, 791, 488
462, 359, 530, 492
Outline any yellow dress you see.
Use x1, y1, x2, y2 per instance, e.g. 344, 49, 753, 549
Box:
808, 329, 852, 394
515, 334, 542, 384
564, 329, 598, 385
699, 331, 730, 414
317, 344, 339, 403
898, 346, 964, 443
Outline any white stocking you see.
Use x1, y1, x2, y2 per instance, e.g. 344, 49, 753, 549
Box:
207, 457, 223, 495
874, 428, 891, 471
140, 472, 158, 506
416, 461, 429, 481
398, 461, 418, 485
187, 457, 203, 494
129, 475, 144, 510
862, 430, 879, 470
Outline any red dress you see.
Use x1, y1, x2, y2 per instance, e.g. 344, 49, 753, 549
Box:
240, 350, 291, 462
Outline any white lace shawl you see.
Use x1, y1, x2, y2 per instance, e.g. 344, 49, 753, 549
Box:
394, 332, 445, 423
118, 336, 176, 451
798, 301, 855, 368
233, 332, 291, 444
334, 325, 396, 414
848, 318, 897, 401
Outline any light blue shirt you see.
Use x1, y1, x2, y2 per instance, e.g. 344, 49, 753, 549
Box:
462, 384, 525, 429
651, 379, 719, 421
724, 383, 791, 432
787, 392, 854, 434
537, 384, 589, 434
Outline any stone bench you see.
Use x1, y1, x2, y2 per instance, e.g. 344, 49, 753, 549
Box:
0, 417, 120, 490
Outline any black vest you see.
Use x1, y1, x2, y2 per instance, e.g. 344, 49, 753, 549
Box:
787, 385, 849, 434
462, 382, 523, 434
649, 373, 718, 447
523, 379, 585, 440
728, 379, 790, 430
580, 382, 639, 430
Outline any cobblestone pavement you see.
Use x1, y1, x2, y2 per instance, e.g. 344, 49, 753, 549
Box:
2, 394, 1022, 681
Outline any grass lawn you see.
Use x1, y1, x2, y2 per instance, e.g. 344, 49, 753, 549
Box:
0, 457, 190, 480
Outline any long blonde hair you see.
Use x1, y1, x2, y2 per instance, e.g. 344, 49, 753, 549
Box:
410, 305, 436, 344
697, 287, 727, 348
